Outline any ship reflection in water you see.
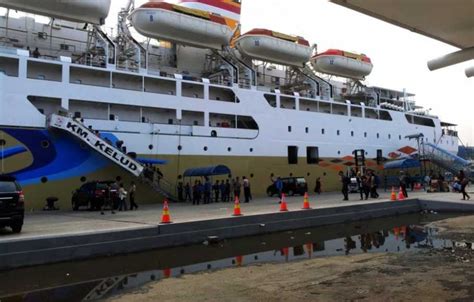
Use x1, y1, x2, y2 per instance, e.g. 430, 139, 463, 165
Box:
0, 213, 459, 302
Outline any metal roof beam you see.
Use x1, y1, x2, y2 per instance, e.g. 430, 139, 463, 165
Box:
427, 47, 474, 71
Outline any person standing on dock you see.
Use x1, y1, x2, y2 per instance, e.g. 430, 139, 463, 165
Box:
243, 176, 251, 203
234, 177, 242, 200
101, 183, 115, 215
356, 172, 364, 200
220, 180, 226, 202
118, 183, 128, 211
399, 171, 408, 198
129, 181, 138, 210
184, 182, 192, 202
458, 170, 471, 200
224, 179, 231, 202
213, 180, 220, 203
314, 177, 322, 195
339, 171, 349, 201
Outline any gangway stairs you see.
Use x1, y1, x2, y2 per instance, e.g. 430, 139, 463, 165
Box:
48, 114, 178, 200
423, 142, 472, 178
298, 64, 333, 100
49, 114, 144, 176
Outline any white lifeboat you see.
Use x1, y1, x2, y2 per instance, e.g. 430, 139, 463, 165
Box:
235, 29, 312, 67
311, 49, 373, 80
0, 0, 111, 25
129, 2, 234, 50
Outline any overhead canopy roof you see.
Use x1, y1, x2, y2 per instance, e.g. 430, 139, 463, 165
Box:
330, 0, 474, 49
183, 165, 231, 177
384, 158, 421, 170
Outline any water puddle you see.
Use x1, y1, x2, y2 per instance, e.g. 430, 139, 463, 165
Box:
0, 213, 466, 301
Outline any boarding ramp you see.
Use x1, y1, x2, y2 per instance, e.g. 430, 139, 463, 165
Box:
423, 142, 473, 178
48, 114, 178, 200
49, 114, 144, 176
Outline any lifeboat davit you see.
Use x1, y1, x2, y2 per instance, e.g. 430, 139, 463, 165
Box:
0, 0, 111, 25
311, 49, 373, 80
235, 29, 312, 67
129, 2, 234, 49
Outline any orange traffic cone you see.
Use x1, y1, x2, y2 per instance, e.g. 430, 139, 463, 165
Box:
163, 268, 172, 278
232, 195, 243, 216
235, 255, 243, 266
279, 193, 289, 212
302, 192, 311, 210
306, 243, 313, 259
390, 187, 397, 201
415, 183, 422, 191
160, 199, 172, 224
398, 187, 405, 201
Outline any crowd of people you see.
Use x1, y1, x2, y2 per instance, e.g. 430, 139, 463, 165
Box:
339, 169, 381, 201
100, 180, 138, 215
176, 176, 252, 205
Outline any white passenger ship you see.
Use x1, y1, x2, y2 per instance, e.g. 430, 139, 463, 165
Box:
0, 0, 460, 208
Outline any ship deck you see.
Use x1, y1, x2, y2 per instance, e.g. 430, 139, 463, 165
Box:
0, 190, 473, 271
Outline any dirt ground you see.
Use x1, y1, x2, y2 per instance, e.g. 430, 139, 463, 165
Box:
106, 216, 474, 302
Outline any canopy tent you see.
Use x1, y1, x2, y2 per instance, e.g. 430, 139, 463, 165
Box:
384, 158, 420, 170
183, 165, 231, 177
136, 158, 167, 165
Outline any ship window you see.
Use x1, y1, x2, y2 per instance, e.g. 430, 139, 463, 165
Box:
377, 133, 380, 139
364, 132, 367, 138
376, 149, 383, 164
227, 147, 232, 152
388, 134, 391, 139
351, 131, 354, 137
322, 128, 325, 135
399, 135, 402, 140
264, 94, 277, 108
337, 130, 340, 136
168, 119, 173, 125
288, 126, 292, 132
204, 146, 208, 151
305, 127, 309, 133
249, 148, 253, 152
150, 15, 154, 22
307, 147, 319, 164
210, 87, 235, 103
288, 146, 298, 165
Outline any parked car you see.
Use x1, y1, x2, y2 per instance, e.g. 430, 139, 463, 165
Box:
0, 175, 25, 233
71, 181, 117, 211
267, 177, 308, 197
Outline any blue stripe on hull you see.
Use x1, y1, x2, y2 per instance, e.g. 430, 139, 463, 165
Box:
1, 128, 109, 185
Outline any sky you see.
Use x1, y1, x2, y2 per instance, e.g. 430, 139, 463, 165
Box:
107, 0, 473, 146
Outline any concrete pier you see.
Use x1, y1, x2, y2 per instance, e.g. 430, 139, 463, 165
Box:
0, 191, 473, 270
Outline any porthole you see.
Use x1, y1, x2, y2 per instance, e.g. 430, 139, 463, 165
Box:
41, 140, 50, 149
0, 139, 5, 146
307, 172, 311, 176
80, 176, 87, 182
364, 132, 367, 138
337, 130, 340, 136
399, 135, 402, 140
250, 148, 254, 152
148, 144, 153, 150
289, 173, 293, 177
270, 173, 274, 177
305, 127, 309, 133
227, 147, 232, 152
351, 131, 354, 137
41, 177, 48, 183
250, 173, 254, 178
323, 172, 327, 176
338, 151, 341, 155
204, 146, 208, 151
177, 145, 182, 151
211, 130, 217, 137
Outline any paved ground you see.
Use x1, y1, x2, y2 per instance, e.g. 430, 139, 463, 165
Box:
0, 189, 470, 242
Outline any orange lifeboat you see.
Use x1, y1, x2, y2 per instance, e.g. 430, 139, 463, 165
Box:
235, 29, 312, 67
0, 0, 111, 24
129, 2, 234, 49
311, 49, 373, 79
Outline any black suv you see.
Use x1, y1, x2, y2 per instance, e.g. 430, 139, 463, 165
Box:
267, 177, 308, 197
0, 176, 25, 233
71, 181, 117, 211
